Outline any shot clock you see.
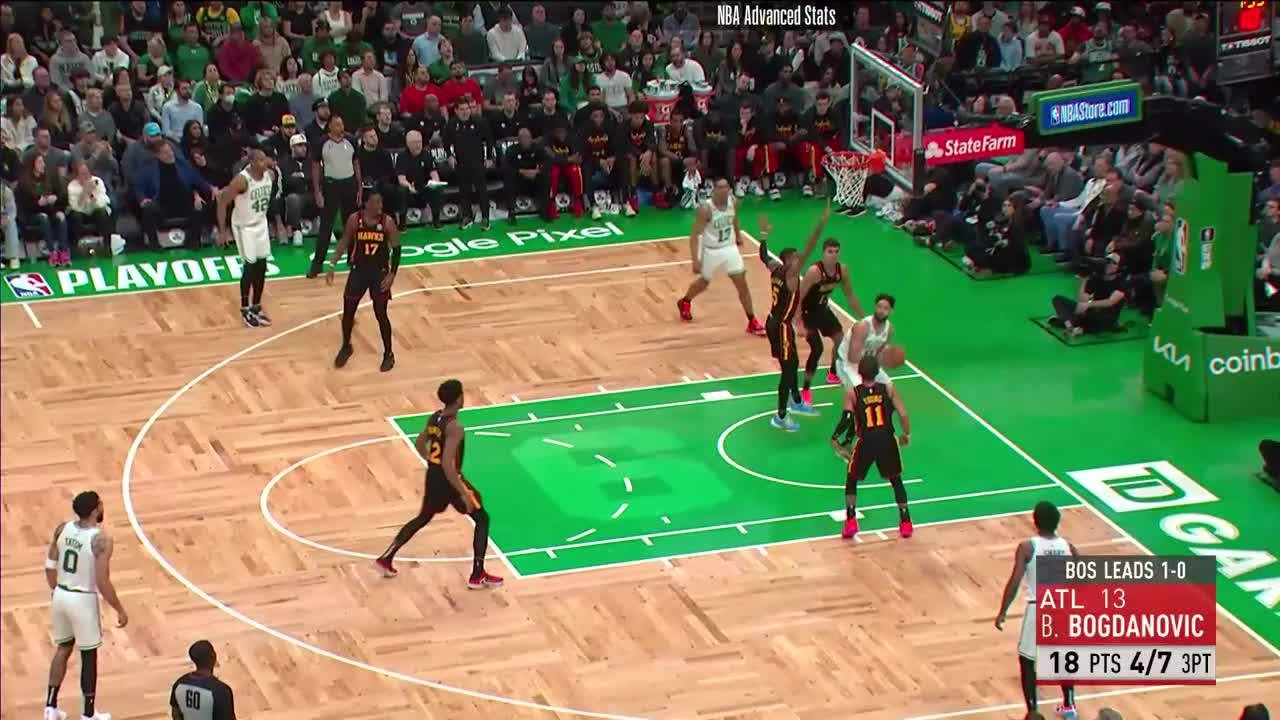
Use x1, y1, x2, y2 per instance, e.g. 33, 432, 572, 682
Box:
1216, 1, 1276, 85
1034, 555, 1217, 685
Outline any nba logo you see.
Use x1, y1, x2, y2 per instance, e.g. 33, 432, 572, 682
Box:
4, 272, 54, 299
1050, 106, 1060, 125
1199, 227, 1214, 270
1172, 218, 1189, 275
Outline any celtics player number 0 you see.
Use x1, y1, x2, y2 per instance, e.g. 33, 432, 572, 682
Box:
61, 548, 78, 574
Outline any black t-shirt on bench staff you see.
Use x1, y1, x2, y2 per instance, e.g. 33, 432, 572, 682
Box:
355, 145, 395, 186
395, 148, 436, 188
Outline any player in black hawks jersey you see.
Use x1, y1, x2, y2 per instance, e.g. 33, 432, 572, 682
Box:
796, 91, 848, 197
831, 354, 914, 540
621, 100, 655, 213
763, 94, 807, 200
756, 202, 831, 432
796, 238, 862, 406
326, 191, 401, 372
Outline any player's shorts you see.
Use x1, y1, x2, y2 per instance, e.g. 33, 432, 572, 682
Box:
698, 244, 744, 280
233, 221, 271, 264
802, 305, 841, 337
767, 318, 796, 362
51, 587, 102, 650
847, 435, 903, 482
344, 266, 391, 301
1018, 601, 1037, 659
423, 472, 483, 516
836, 353, 893, 390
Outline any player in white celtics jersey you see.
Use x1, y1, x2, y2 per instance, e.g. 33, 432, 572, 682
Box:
217, 148, 277, 328
994, 501, 1080, 720
676, 177, 767, 336
835, 293, 896, 389
43, 491, 127, 720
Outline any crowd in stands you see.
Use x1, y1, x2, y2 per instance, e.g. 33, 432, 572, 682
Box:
847, 0, 1280, 331
0, 0, 868, 272
0, 0, 1276, 322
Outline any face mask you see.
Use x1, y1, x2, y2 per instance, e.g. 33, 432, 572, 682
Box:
221, 96, 234, 108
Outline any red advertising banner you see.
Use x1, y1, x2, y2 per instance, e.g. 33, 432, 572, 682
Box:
922, 124, 1025, 166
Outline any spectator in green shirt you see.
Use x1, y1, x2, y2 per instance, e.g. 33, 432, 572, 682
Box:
238, 1, 279, 41
300, 20, 338, 74
192, 62, 224, 111
591, 3, 628, 53
561, 56, 594, 111
165, 1, 193, 50
342, 29, 374, 72
428, 39, 457, 84
450, 13, 490, 66
174, 23, 213, 82
328, 69, 368, 129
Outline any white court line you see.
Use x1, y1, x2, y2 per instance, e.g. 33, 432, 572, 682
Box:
623, 477, 633, 492
543, 438, 574, 448
742, 229, 1280, 661
457, 378, 918, 432
614, 402, 625, 410
611, 503, 628, 519
594, 454, 617, 468
545, 549, 557, 559
597, 384, 607, 392
902, 670, 1280, 720
680, 375, 692, 382
661, 558, 673, 568
704, 372, 715, 379
503, 483, 1062, 558
573, 424, 583, 431
511, 394, 521, 402
386, 370, 850, 422
522, 506, 1085, 581
22, 302, 42, 328
123, 256, 709, 719
258, 435, 499, 564
640, 537, 653, 546
474, 431, 511, 437
756, 547, 768, 556
386, 420, 523, 581
661, 516, 671, 524
565, 528, 597, 543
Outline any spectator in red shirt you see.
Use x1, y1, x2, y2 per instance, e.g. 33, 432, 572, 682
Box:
440, 60, 483, 108
217, 24, 261, 85
1058, 6, 1092, 56
397, 64, 444, 117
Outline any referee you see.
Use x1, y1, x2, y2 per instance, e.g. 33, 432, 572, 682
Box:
309, 114, 361, 278
170, 640, 235, 720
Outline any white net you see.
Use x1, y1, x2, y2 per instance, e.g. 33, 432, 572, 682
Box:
824, 154, 871, 209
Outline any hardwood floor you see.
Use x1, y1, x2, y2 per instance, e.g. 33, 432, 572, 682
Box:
2, 241, 1275, 719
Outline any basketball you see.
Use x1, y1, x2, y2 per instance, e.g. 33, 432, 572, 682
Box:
880, 344, 906, 369
868, 149, 889, 174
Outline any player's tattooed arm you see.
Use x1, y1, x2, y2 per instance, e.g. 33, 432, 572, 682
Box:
994, 539, 1033, 629
93, 532, 127, 627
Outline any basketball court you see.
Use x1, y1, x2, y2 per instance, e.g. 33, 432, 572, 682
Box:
3, 193, 1277, 719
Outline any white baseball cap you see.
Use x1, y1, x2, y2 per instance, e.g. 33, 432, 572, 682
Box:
289, 134, 307, 147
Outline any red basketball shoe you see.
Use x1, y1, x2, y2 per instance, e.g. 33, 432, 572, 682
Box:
899, 520, 914, 538
468, 571, 504, 589
374, 558, 398, 578
747, 318, 766, 336
841, 518, 859, 539
677, 298, 693, 321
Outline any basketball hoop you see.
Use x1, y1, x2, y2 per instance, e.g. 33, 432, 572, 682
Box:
823, 150, 886, 212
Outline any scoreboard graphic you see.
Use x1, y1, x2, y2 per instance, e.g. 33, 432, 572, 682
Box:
1035, 556, 1217, 685
1216, 1, 1277, 85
